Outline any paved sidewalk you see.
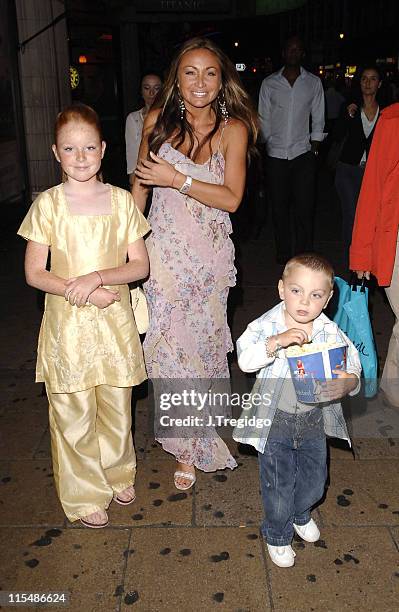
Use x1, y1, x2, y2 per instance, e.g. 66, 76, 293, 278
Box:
1, 173, 399, 611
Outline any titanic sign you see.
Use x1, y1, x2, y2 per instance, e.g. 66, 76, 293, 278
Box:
136, 0, 231, 12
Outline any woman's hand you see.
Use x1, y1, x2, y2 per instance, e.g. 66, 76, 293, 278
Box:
135, 151, 181, 188
65, 272, 102, 307
347, 102, 358, 118
353, 270, 370, 280
89, 288, 120, 309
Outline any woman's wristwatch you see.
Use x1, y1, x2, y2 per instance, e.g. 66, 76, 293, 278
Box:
265, 335, 282, 359
179, 175, 192, 194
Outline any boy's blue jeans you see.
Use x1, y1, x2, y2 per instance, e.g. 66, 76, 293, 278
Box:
258, 407, 327, 546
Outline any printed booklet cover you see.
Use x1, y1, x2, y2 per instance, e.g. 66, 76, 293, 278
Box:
286, 343, 347, 403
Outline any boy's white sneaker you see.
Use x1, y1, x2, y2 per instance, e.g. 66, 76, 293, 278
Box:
267, 544, 296, 568
293, 518, 320, 542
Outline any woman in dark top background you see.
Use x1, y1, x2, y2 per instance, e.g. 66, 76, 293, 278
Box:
333, 65, 384, 266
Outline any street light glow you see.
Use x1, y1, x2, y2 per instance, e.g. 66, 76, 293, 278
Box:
339, 33, 344, 39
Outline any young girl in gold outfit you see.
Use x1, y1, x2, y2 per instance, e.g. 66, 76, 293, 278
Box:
18, 104, 150, 528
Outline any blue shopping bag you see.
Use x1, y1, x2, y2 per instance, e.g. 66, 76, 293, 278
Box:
330, 276, 378, 398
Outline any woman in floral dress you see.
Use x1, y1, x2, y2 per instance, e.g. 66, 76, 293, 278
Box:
132, 37, 258, 489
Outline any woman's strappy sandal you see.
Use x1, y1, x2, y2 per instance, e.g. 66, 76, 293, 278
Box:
174, 469, 196, 491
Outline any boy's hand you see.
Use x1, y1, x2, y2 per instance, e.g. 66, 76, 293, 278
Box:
89, 288, 120, 309
321, 371, 358, 401
274, 328, 310, 350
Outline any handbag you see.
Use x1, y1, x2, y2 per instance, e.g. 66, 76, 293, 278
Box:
130, 286, 149, 334
330, 276, 378, 397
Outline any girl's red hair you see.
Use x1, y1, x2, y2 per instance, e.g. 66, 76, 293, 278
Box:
54, 103, 103, 143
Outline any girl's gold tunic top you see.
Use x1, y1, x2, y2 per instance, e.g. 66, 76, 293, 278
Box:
18, 184, 150, 393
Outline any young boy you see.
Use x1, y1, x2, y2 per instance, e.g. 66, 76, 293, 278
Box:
233, 254, 361, 568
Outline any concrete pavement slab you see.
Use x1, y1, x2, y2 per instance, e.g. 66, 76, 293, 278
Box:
0, 459, 64, 526
122, 526, 270, 611
0, 249, 43, 371
268, 527, 399, 612
354, 437, 399, 459
195, 456, 263, 527
319, 459, 399, 526
0, 312, 41, 372
0, 403, 48, 460
1, 373, 45, 416
347, 396, 399, 442
132, 393, 153, 455
0, 526, 129, 611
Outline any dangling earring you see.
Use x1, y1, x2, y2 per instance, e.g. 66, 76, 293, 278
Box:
178, 93, 186, 120
218, 91, 229, 124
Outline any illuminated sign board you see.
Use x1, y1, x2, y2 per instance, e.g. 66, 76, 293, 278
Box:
345, 65, 357, 78
136, 0, 230, 11
69, 66, 79, 89
236, 63, 246, 71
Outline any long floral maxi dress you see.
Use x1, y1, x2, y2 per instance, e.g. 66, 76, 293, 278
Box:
143, 142, 238, 472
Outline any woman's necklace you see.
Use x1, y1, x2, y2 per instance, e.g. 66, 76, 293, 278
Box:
362, 103, 378, 122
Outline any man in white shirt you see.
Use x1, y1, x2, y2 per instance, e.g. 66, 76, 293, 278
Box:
258, 36, 325, 264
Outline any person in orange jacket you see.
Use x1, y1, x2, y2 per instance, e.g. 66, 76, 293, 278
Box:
350, 102, 399, 406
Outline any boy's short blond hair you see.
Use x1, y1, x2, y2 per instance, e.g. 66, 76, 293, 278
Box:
282, 253, 334, 289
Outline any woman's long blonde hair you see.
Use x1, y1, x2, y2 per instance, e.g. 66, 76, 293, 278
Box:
148, 37, 258, 163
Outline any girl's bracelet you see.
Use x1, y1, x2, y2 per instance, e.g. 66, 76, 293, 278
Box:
95, 270, 104, 287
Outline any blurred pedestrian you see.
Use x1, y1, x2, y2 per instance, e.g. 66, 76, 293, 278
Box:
333, 66, 382, 265
125, 73, 162, 186
350, 102, 399, 407
258, 35, 324, 264
324, 76, 345, 133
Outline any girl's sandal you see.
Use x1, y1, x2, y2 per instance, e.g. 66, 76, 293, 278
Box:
80, 510, 109, 529
113, 485, 136, 506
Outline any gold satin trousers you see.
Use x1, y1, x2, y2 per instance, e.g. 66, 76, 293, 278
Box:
46, 384, 136, 522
